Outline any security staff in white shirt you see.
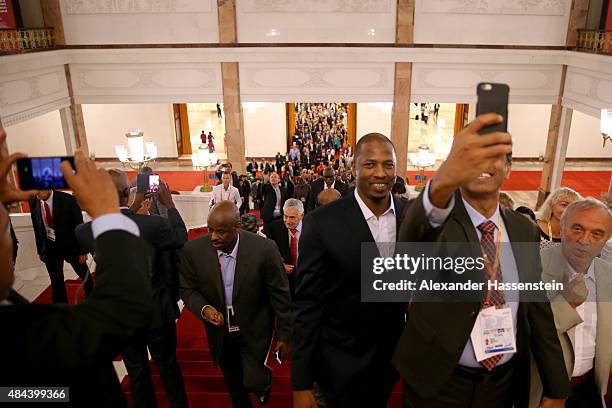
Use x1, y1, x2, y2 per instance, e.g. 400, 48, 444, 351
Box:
533, 198, 612, 408
211, 173, 242, 209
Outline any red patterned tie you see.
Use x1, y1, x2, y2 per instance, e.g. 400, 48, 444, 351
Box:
290, 229, 298, 272
43, 201, 54, 228
477, 220, 505, 371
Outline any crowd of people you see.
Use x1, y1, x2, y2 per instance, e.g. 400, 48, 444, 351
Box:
1, 112, 612, 408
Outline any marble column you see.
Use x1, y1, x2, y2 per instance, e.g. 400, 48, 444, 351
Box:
537, 65, 570, 209
64, 65, 89, 157
391, 62, 412, 180
396, 0, 415, 44
221, 62, 246, 174
537, 106, 573, 209
218, 0, 238, 43
390, 0, 414, 180
565, 0, 590, 46
41, 0, 66, 45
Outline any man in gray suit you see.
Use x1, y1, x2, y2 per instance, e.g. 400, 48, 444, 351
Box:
180, 201, 291, 408
532, 198, 612, 408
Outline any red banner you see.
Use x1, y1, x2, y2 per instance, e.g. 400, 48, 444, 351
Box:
0, 0, 16, 29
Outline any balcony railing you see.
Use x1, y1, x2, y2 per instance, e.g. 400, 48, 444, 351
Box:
576, 30, 612, 55
0, 28, 55, 52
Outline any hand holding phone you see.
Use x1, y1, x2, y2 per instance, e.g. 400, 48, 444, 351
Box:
0, 129, 38, 205
16, 156, 75, 191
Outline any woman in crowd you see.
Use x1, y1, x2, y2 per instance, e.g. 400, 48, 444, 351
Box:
536, 187, 581, 250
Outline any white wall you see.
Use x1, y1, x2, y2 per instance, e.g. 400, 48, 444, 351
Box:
244, 103, 286, 158
568, 111, 612, 158
413, 0, 572, 46
507, 104, 550, 158
60, 0, 218, 44
357, 103, 392, 140
5, 110, 67, 156
82, 104, 177, 158
236, 0, 396, 43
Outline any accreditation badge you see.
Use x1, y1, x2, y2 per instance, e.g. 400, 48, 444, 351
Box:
470, 306, 516, 362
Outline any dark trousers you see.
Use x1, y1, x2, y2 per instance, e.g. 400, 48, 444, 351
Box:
43, 242, 93, 304
239, 197, 250, 215
403, 362, 514, 408
218, 332, 271, 408
566, 370, 602, 408
263, 216, 282, 237
123, 323, 188, 408
316, 367, 398, 408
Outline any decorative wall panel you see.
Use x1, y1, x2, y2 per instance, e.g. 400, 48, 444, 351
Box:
70, 63, 223, 103
422, 0, 567, 16
563, 66, 612, 117
240, 63, 395, 102
240, 0, 393, 13
0, 65, 70, 127
64, 0, 211, 14
411, 63, 563, 104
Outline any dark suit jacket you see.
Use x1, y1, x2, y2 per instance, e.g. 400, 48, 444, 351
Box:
306, 178, 349, 212
29, 191, 86, 258
0, 230, 153, 408
392, 191, 571, 405
268, 219, 291, 265
9, 217, 18, 264
76, 208, 187, 328
291, 194, 407, 394
260, 183, 288, 223
180, 231, 292, 364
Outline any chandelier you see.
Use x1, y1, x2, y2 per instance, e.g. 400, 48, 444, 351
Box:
115, 129, 158, 171
409, 145, 436, 192
191, 146, 217, 192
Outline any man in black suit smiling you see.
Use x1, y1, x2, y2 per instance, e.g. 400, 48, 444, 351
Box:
292, 133, 407, 408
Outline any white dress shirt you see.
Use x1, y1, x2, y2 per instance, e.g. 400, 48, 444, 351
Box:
568, 261, 597, 377
354, 189, 396, 258
211, 184, 242, 209
422, 181, 519, 367
324, 181, 336, 190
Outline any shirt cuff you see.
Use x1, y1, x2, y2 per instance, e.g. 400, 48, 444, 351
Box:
422, 180, 455, 228
91, 213, 140, 239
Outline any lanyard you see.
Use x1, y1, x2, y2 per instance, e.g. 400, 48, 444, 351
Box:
547, 220, 554, 242
481, 212, 503, 306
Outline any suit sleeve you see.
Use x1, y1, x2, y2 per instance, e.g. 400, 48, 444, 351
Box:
291, 213, 326, 390
263, 240, 292, 342
75, 223, 95, 255
305, 184, 316, 212
398, 188, 447, 243
154, 208, 188, 249
69, 195, 88, 255
29, 198, 44, 256
179, 246, 211, 319
527, 228, 572, 399
20, 231, 153, 368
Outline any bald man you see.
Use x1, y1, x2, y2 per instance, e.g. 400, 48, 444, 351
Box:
180, 201, 291, 407
316, 188, 341, 208
76, 169, 189, 408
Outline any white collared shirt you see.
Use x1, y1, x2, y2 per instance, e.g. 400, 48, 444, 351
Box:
354, 189, 396, 258
568, 261, 597, 377
211, 184, 242, 209
40, 191, 54, 239
324, 181, 336, 190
